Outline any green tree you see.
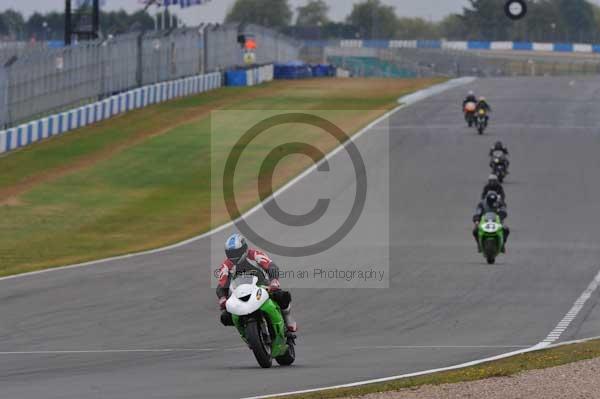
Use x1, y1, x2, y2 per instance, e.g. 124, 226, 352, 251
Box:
346, 0, 398, 39
0, 14, 10, 37
225, 0, 292, 30
438, 14, 467, 40
559, 0, 595, 42
0, 9, 25, 39
396, 17, 439, 39
296, 0, 330, 26
462, 0, 510, 40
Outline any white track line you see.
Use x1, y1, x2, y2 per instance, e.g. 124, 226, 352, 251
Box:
0, 346, 249, 355
384, 124, 600, 130
0, 348, 217, 355
242, 267, 600, 399
351, 345, 530, 350
0, 77, 476, 283
539, 268, 600, 346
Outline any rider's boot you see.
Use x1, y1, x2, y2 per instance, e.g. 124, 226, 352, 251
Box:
281, 305, 297, 333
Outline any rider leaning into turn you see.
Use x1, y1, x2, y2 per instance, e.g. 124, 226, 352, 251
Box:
472, 191, 510, 253
216, 233, 297, 332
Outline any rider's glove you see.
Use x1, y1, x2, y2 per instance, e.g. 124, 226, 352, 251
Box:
268, 279, 281, 292
219, 297, 227, 310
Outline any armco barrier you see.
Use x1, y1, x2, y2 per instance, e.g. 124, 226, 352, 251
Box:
0, 71, 222, 155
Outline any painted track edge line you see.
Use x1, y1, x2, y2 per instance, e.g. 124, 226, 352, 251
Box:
241, 266, 600, 399
241, 335, 600, 399
0, 77, 475, 283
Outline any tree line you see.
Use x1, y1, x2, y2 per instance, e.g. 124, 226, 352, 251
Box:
0, 9, 155, 41
2, 0, 600, 43
227, 0, 600, 43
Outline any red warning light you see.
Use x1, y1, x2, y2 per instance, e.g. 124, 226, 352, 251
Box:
245, 39, 257, 50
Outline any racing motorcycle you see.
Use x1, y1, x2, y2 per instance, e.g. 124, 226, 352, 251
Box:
490, 155, 508, 183
464, 102, 477, 127
226, 275, 296, 368
477, 212, 505, 265
475, 108, 488, 135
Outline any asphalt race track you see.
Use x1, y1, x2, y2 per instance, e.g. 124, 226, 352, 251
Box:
2, 77, 600, 399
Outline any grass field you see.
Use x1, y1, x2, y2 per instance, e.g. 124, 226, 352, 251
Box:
280, 339, 600, 399
0, 78, 443, 276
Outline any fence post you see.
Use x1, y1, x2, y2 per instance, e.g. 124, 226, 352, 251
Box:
0, 65, 6, 128
136, 32, 144, 88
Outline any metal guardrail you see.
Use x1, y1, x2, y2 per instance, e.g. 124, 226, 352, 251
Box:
0, 24, 300, 128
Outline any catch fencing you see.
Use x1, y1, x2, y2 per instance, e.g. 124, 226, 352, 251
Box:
324, 46, 600, 78
0, 24, 300, 128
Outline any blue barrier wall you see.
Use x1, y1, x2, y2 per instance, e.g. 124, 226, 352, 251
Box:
553, 43, 573, 52
512, 42, 534, 51
274, 63, 313, 79
225, 70, 247, 86
309, 39, 600, 54
468, 41, 491, 50
416, 40, 442, 49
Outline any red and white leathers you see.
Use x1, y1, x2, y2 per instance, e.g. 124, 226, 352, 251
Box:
216, 249, 296, 332
216, 249, 280, 302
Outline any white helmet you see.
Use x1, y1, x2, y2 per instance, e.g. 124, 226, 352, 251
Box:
224, 233, 248, 265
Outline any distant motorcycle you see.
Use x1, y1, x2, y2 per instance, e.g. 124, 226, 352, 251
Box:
226, 275, 296, 368
477, 212, 505, 264
464, 102, 477, 127
490, 155, 508, 183
475, 108, 488, 135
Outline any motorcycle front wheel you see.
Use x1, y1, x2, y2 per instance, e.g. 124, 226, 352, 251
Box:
484, 240, 497, 264
246, 320, 272, 368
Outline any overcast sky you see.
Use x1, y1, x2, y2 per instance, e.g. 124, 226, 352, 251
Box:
2, 0, 472, 23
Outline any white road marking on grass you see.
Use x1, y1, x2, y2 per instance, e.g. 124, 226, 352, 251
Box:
539, 268, 600, 346
0, 77, 476, 283
241, 268, 600, 399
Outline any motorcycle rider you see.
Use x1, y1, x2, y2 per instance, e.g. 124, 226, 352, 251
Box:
463, 90, 478, 126
489, 140, 510, 172
489, 141, 509, 157
463, 90, 478, 107
216, 233, 297, 332
472, 191, 510, 253
481, 174, 506, 203
476, 96, 492, 126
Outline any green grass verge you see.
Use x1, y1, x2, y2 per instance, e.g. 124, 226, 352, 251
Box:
0, 78, 445, 276
278, 339, 600, 399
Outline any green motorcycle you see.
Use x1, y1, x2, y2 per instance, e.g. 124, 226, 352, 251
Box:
477, 212, 505, 264
225, 275, 296, 368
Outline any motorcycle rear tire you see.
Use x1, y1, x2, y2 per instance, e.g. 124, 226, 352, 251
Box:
246, 320, 272, 368
275, 340, 296, 366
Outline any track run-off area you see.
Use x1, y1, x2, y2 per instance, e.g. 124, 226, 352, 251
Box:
2, 76, 600, 398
